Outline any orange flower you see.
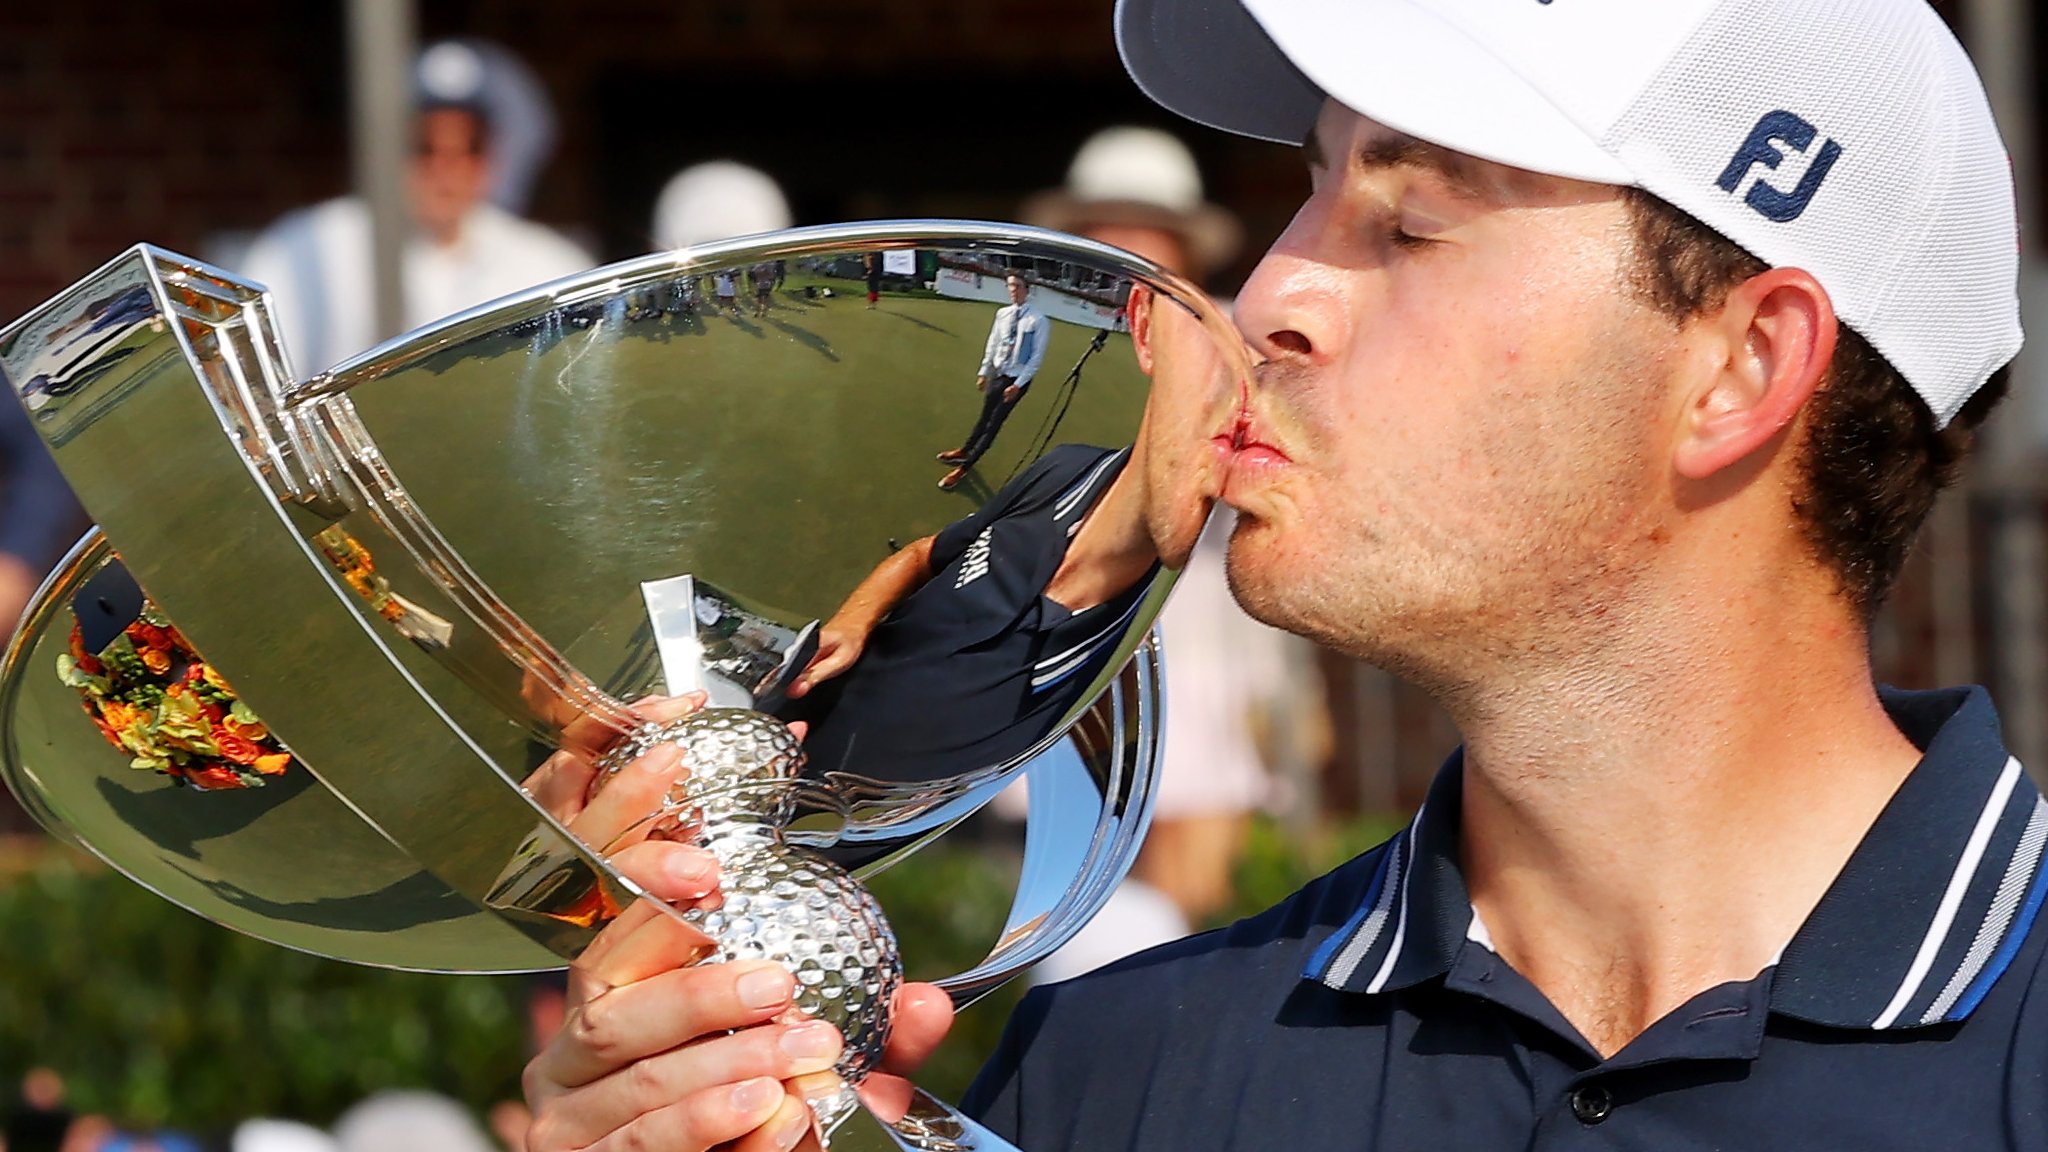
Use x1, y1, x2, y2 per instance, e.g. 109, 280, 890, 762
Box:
98, 700, 141, 731
189, 765, 246, 790
127, 622, 170, 650
201, 664, 233, 693
222, 715, 268, 742
377, 599, 405, 623
252, 752, 290, 776
138, 646, 171, 675
211, 730, 262, 765
89, 712, 123, 750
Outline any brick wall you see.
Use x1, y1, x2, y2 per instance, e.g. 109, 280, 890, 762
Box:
0, 1, 1301, 321
0, 5, 348, 319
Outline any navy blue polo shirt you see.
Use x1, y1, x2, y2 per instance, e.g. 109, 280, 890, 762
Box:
962, 686, 2048, 1149
787, 444, 1155, 785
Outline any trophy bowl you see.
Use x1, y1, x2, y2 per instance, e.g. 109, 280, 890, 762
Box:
0, 223, 1250, 1149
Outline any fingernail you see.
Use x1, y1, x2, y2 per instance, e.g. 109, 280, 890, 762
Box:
737, 964, 791, 1010
780, 1021, 841, 1061
732, 1077, 780, 1114
640, 745, 683, 774
668, 850, 714, 886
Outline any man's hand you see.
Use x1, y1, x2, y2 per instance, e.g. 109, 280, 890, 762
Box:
522, 697, 957, 1150
975, 375, 988, 392
786, 623, 865, 700
1002, 384, 1023, 403
524, 877, 957, 1152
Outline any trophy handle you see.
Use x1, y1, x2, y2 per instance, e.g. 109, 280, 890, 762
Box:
883, 1089, 1023, 1152
824, 1089, 1020, 1152
932, 627, 1164, 1006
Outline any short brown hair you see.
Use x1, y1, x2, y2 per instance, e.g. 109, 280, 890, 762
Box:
1621, 187, 2009, 619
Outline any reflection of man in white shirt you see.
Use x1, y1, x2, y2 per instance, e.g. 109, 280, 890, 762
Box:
938, 273, 1050, 489
242, 70, 590, 374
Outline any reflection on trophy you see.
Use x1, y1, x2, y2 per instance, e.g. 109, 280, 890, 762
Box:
0, 224, 1248, 1149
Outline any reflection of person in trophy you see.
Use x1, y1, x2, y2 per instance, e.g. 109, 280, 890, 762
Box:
937, 274, 1051, 491
781, 278, 1235, 789
241, 42, 592, 373
1018, 125, 1335, 982
525, 0, 2031, 1148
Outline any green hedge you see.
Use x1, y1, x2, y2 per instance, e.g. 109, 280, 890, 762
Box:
0, 812, 1402, 1132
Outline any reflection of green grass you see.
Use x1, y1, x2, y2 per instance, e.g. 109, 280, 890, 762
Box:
348, 289, 1148, 672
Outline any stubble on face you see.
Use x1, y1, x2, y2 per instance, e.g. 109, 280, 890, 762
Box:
1220, 116, 1687, 693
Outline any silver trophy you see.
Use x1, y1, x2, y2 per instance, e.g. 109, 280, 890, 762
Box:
0, 223, 1248, 1148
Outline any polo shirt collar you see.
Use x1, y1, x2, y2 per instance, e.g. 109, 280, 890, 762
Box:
1304, 686, 2048, 1032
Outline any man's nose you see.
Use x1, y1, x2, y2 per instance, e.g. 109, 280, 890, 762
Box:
1233, 202, 1345, 370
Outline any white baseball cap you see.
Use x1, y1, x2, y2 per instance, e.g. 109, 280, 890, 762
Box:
1115, 0, 2023, 426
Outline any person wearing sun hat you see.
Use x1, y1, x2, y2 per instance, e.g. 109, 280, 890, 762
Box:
518, 2, 2042, 1149
1022, 125, 1244, 283
1018, 123, 1326, 981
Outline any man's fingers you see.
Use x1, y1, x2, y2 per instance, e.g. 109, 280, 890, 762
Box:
605, 842, 719, 906
879, 982, 955, 1073
581, 901, 720, 989
860, 983, 955, 1123
547, 1077, 788, 1152
793, 650, 855, 696
576, 743, 685, 853
630, 690, 708, 725
534, 959, 796, 1092
522, 749, 596, 824
724, 1093, 825, 1152
531, 1023, 842, 1150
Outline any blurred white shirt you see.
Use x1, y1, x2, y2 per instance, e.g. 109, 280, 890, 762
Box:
242, 197, 591, 374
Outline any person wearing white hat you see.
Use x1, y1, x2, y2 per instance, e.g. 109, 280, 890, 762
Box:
1022, 125, 1243, 281
1019, 125, 1322, 982
649, 160, 794, 251
242, 41, 592, 374
519, 1, 2042, 1149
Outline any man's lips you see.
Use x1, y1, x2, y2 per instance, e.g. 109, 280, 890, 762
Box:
1212, 409, 1292, 493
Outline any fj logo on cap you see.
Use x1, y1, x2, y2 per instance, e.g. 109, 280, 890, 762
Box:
1715, 110, 1844, 223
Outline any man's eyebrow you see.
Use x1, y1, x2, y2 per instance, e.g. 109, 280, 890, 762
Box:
1355, 135, 1493, 202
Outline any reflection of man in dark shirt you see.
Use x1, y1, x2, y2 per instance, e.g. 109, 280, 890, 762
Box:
781, 444, 1155, 786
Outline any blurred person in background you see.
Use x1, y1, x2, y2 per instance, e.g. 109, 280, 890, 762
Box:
242, 41, 591, 374
331, 1092, 496, 1152
650, 160, 793, 251
3, 1068, 76, 1152
1022, 126, 1328, 982
0, 397, 86, 647
228, 1120, 336, 1152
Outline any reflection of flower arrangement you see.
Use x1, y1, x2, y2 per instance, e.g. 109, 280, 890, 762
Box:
57, 605, 293, 790
316, 524, 406, 623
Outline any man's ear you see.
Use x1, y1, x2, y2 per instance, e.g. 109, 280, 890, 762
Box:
1128, 285, 1157, 374
1672, 267, 1838, 481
